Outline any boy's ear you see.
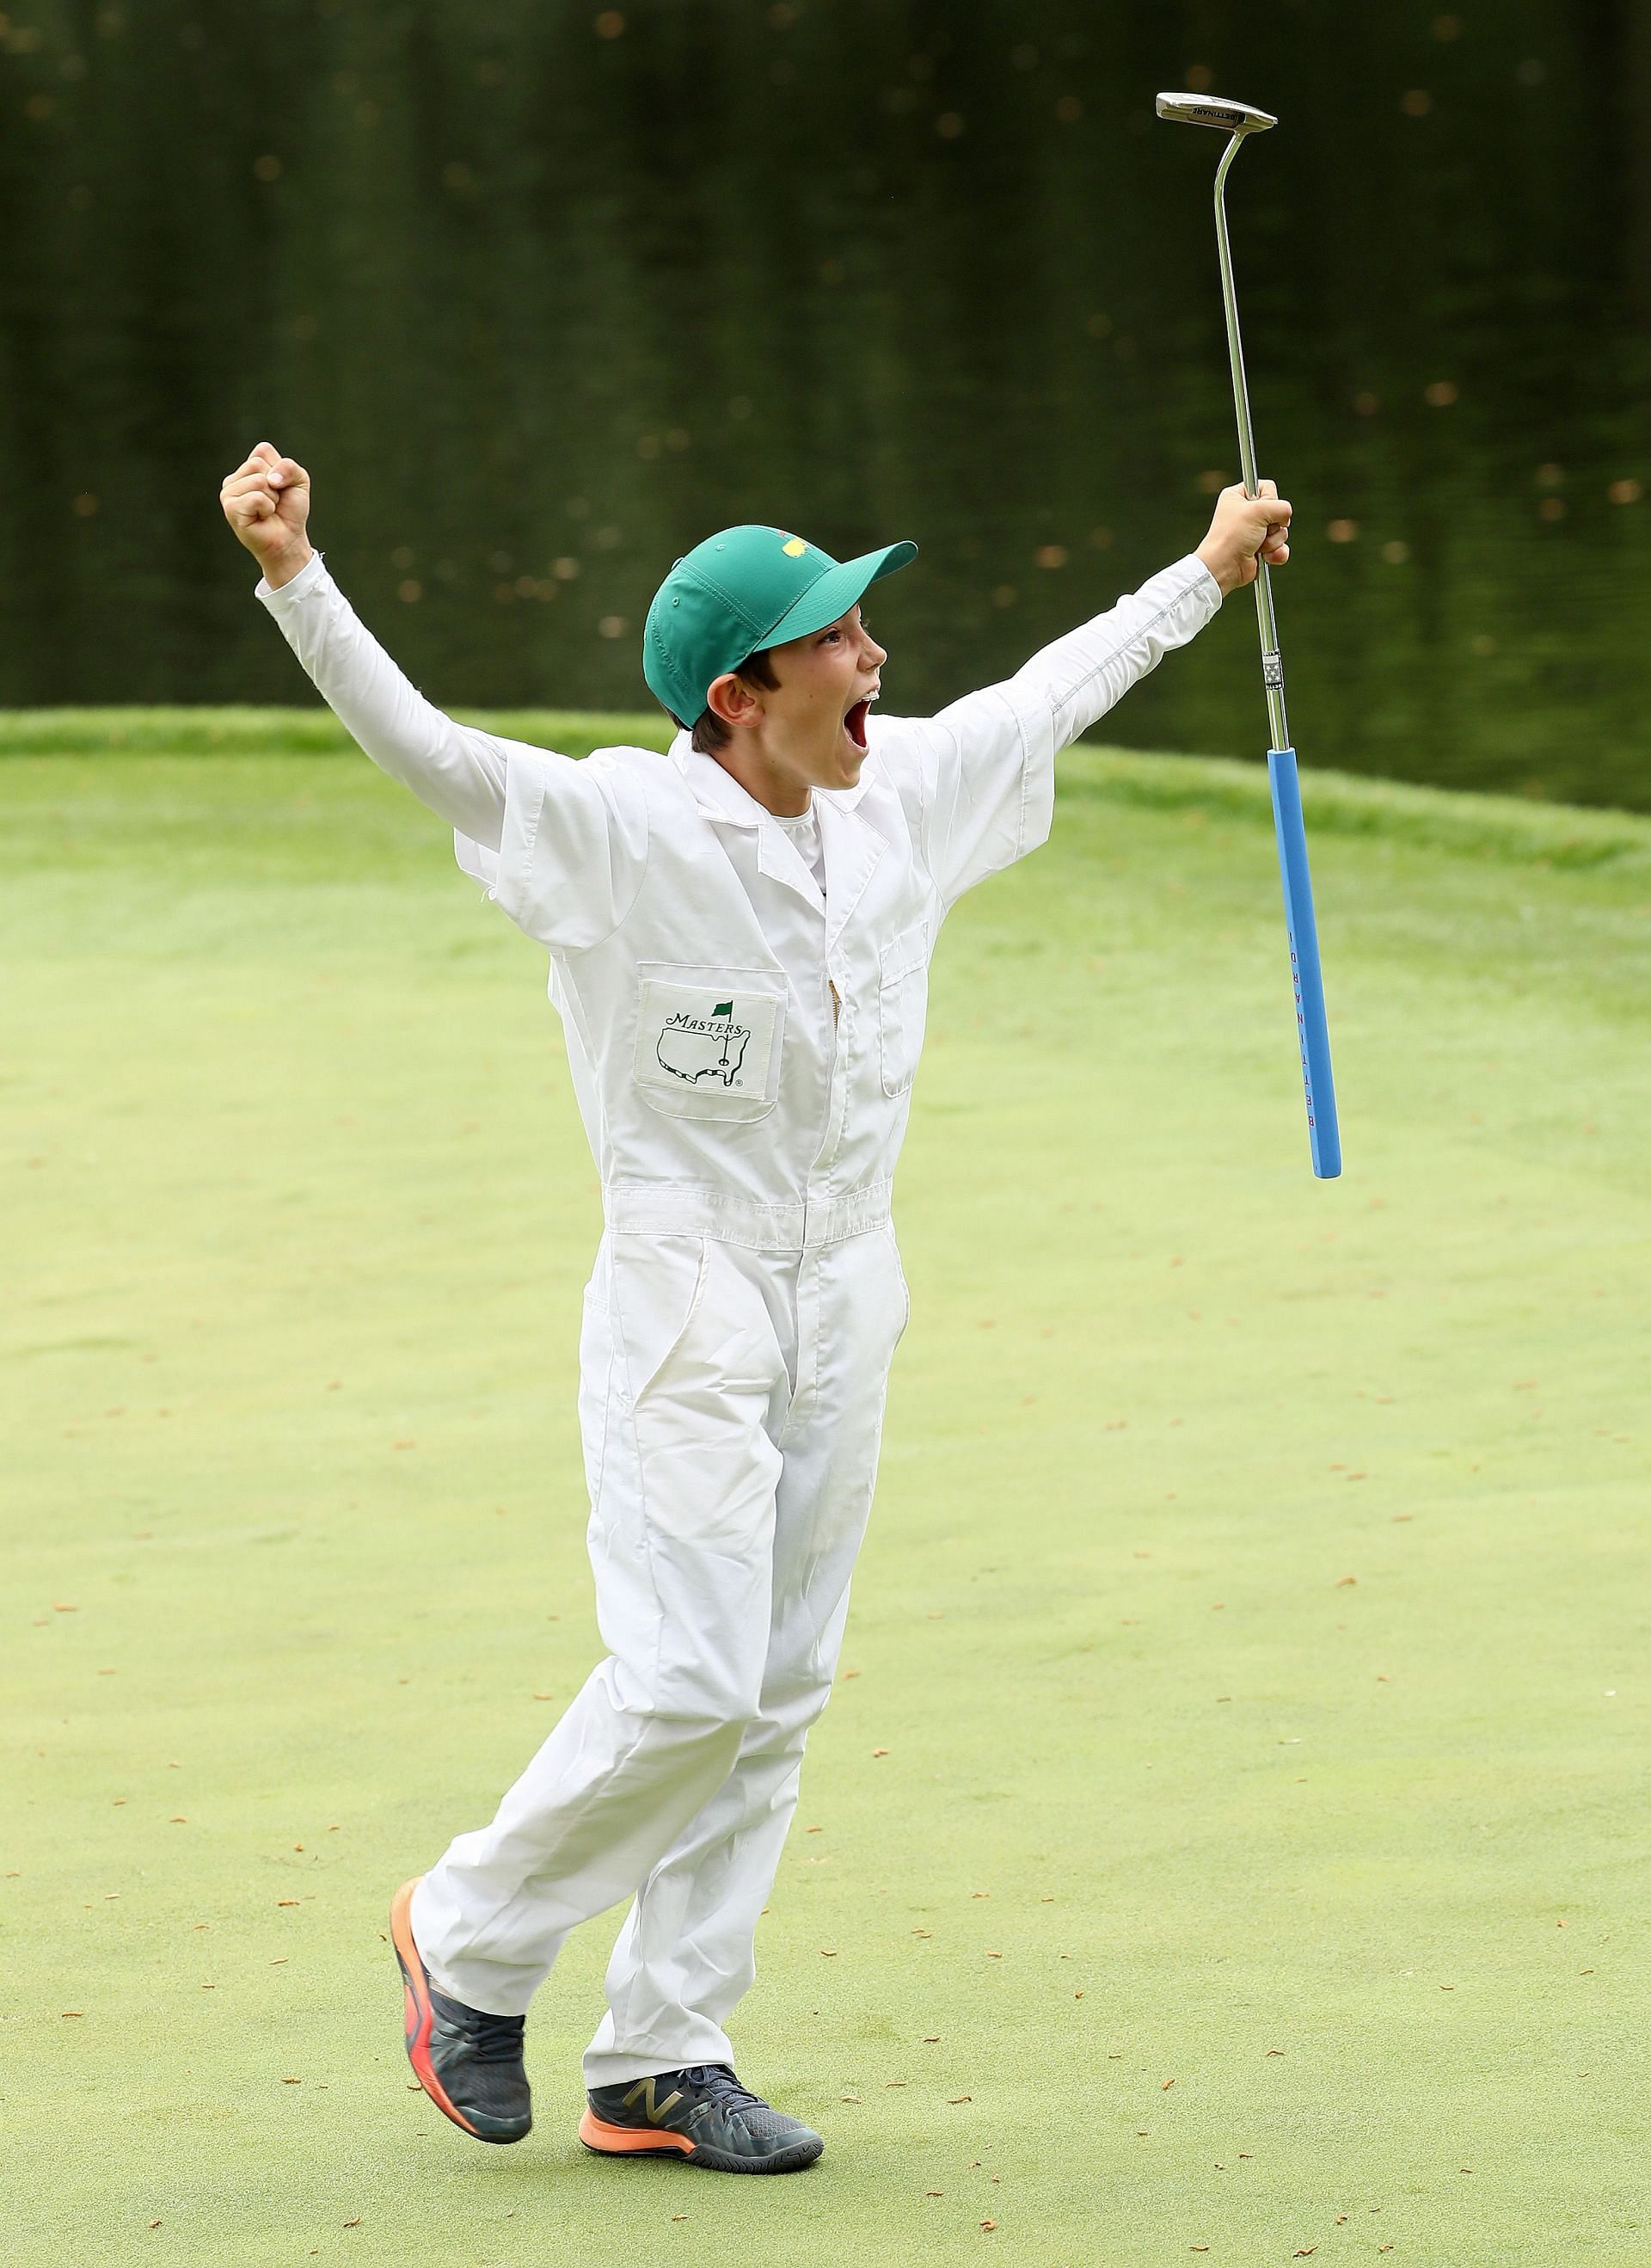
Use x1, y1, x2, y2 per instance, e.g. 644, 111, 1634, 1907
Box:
705, 672, 762, 728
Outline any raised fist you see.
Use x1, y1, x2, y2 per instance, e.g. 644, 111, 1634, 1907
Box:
220, 441, 314, 587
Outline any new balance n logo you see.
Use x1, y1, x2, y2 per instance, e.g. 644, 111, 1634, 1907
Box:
623, 2076, 684, 2124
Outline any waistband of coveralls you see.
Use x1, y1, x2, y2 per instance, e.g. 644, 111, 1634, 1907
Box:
602, 1178, 893, 1252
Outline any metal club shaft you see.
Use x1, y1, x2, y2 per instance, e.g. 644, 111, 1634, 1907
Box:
1212, 129, 1289, 753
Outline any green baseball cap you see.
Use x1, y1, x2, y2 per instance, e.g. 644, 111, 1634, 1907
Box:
642, 523, 918, 723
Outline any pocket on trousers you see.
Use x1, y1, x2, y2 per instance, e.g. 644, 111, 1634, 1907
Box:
878, 924, 930, 1098
609, 1235, 711, 1407
884, 1221, 912, 1343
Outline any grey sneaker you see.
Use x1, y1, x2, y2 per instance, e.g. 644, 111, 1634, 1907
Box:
390, 1878, 531, 2144
580, 2063, 823, 2173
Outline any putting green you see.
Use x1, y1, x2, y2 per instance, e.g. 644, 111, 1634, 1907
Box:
4, 722, 1648, 2266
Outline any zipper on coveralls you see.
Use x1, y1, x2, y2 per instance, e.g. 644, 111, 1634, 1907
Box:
828, 977, 840, 1022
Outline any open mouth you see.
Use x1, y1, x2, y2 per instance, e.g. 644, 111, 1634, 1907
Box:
844, 688, 878, 752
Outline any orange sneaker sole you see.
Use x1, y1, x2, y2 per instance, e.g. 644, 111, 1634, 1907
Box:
579, 2108, 697, 2156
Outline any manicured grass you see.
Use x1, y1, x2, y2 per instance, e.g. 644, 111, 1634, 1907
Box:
0, 704, 667, 763
4, 721, 1648, 2266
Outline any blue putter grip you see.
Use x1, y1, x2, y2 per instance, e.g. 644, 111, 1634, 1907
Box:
1267, 749, 1341, 1179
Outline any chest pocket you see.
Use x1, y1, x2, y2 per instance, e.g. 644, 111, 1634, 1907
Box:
878, 923, 930, 1098
632, 963, 787, 1122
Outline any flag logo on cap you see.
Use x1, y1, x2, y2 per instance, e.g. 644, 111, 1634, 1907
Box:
782, 536, 807, 556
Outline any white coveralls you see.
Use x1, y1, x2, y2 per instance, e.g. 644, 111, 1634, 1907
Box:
256, 545, 1221, 2083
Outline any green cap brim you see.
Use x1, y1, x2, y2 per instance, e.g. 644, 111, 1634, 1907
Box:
754, 540, 918, 653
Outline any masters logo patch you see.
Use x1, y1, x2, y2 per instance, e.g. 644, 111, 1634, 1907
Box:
633, 974, 784, 1116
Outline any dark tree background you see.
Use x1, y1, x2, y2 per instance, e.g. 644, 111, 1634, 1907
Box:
1, 0, 1648, 802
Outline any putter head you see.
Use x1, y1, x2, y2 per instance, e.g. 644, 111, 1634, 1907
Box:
1156, 91, 1277, 134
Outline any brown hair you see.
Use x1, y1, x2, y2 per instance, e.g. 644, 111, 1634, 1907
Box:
666, 647, 780, 754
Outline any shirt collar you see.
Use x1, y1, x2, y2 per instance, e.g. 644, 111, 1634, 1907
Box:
669, 731, 874, 823
666, 731, 885, 933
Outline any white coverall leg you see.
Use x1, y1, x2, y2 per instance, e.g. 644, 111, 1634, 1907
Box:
408, 1220, 908, 2082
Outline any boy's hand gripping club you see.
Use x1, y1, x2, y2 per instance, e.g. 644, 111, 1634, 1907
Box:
1157, 93, 1342, 1180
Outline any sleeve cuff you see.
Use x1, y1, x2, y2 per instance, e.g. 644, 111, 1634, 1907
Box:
255, 549, 328, 607
1173, 551, 1224, 607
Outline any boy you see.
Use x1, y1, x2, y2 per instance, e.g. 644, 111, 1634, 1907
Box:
221, 443, 1291, 2173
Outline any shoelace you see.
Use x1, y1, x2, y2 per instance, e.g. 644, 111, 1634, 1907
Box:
439, 2001, 526, 2065
469, 2012, 526, 2065
676, 2063, 764, 2113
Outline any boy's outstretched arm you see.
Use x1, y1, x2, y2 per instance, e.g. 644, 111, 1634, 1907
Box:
222, 444, 648, 951
222, 442, 510, 851
887, 482, 1292, 909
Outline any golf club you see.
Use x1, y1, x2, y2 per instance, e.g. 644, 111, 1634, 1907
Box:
1157, 91, 1342, 1180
